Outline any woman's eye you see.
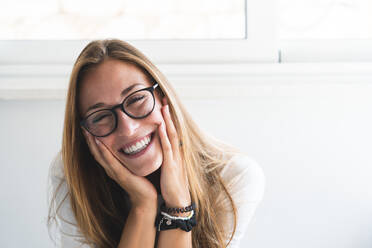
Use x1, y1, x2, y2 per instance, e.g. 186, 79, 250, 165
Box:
93, 114, 110, 123
126, 95, 145, 106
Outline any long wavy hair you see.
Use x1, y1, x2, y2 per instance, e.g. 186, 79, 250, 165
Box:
48, 39, 241, 248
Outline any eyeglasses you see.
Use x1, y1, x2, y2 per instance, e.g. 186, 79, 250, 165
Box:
80, 83, 159, 137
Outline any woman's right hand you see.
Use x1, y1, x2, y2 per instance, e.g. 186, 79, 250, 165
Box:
82, 129, 158, 211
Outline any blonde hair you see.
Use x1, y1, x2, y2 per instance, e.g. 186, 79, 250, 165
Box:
48, 39, 242, 248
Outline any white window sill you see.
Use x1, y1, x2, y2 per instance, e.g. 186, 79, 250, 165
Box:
280, 40, 372, 62
1, 62, 371, 100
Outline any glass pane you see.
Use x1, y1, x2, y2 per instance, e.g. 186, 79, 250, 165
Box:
278, 0, 372, 39
0, 0, 245, 40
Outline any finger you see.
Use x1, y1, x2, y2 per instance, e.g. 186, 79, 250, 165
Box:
162, 104, 180, 155
97, 139, 130, 176
158, 121, 172, 163
162, 97, 168, 106
82, 129, 121, 178
81, 130, 136, 189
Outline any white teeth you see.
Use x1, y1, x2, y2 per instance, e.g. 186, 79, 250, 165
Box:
135, 142, 140, 149
123, 134, 152, 155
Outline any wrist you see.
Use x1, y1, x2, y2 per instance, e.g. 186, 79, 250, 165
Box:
162, 188, 191, 207
131, 205, 158, 219
163, 195, 191, 209
155, 208, 197, 232
164, 201, 191, 209
131, 198, 158, 214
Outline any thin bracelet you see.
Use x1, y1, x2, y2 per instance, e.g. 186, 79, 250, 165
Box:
160, 210, 194, 220
161, 202, 196, 214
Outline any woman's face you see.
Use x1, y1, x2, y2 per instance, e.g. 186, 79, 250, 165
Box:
78, 58, 164, 176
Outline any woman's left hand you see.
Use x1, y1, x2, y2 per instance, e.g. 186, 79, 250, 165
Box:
158, 97, 191, 209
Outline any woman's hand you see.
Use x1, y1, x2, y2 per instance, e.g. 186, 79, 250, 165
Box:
82, 129, 158, 210
158, 98, 191, 209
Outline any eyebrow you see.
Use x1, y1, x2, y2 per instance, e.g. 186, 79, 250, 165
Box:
84, 83, 143, 116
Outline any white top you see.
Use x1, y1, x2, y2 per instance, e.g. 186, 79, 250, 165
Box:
48, 152, 265, 248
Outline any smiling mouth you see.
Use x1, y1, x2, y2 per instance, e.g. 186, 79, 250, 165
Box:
120, 132, 154, 156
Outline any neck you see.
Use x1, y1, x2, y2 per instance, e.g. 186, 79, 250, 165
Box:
145, 167, 161, 195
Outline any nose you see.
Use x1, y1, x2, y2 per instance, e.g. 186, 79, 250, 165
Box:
115, 108, 140, 136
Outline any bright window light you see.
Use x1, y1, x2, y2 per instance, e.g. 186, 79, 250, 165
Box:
278, 0, 372, 39
0, 0, 245, 40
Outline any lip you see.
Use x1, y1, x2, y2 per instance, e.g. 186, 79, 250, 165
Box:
119, 132, 155, 159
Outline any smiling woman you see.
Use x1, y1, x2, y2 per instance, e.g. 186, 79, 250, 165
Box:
47, 39, 265, 248
78, 59, 165, 177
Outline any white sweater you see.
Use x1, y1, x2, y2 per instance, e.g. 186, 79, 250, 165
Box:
48, 152, 265, 248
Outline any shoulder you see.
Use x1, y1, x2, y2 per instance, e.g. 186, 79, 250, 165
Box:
48, 151, 76, 219
48, 151, 89, 246
220, 154, 266, 247
220, 153, 266, 203
48, 151, 67, 202
48, 151, 73, 220
48, 151, 69, 201
49, 150, 65, 181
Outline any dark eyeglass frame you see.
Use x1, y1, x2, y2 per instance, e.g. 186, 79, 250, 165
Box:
80, 83, 159, 137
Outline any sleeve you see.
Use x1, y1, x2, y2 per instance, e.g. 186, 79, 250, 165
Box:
221, 155, 266, 248
48, 152, 94, 248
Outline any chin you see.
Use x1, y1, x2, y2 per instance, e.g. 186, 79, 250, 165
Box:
132, 158, 162, 177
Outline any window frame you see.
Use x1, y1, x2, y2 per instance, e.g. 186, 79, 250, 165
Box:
279, 39, 372, 63
0, 0, 278, 65
0, 0, 278, 99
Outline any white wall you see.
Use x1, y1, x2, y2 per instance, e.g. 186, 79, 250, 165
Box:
0, 66, 372, 247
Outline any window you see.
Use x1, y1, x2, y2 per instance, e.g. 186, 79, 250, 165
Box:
278, 0, 372, 39
0, 0, 277, 65
1, 0, 371, 99
278, 0, 372, 62
1, 0, 246, 40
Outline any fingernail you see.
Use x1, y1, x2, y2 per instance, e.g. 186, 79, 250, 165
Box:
95, 138, 101, 145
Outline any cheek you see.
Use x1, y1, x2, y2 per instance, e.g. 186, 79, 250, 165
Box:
150, 105, 165, 124
98, 136, 116, 151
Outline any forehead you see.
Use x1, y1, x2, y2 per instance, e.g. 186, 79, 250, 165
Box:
78, 59, 152, 115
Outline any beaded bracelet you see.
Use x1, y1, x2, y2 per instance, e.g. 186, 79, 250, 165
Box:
160, 210, 194, 221
160, 202, 196, 214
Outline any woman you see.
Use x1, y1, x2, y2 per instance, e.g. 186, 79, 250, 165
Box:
47, 39, 265, 248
